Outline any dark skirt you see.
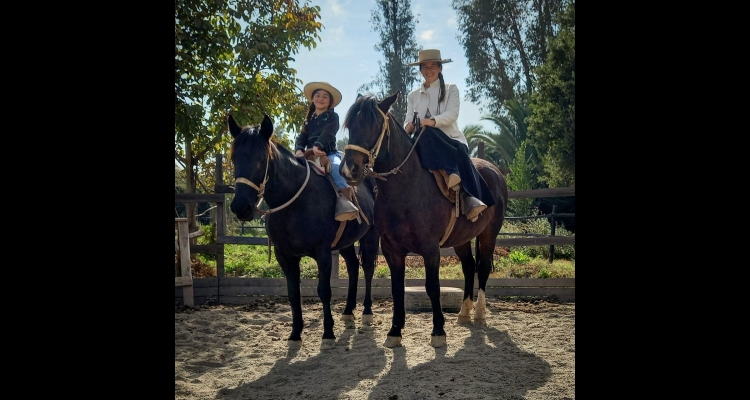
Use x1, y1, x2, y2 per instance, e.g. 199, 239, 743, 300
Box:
414, 127, 496, 208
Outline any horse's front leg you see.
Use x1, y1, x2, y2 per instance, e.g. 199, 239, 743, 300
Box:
453, 241, 476, 324
316, 250, 336, 350
382, 239, 407, 348
339, 244, 360, 328
423, 248, 446, 348
276, 249, 304, 347
359, 228, 380, 326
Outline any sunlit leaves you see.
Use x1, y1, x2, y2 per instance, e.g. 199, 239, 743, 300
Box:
176, 0, 323, 194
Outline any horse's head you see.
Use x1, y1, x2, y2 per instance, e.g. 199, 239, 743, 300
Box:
227, 113, 275, 221
340, 91, 399, 185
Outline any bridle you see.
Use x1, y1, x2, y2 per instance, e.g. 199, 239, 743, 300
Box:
233, 141, 310, 215
343, 105, 425, 180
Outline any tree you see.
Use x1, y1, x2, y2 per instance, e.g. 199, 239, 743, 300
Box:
465, 97, 542, 181
506, 141, 535, 216
358, 0, 422, 123
336, 136, 349, 152
452, 0, 565, 115
527, 1, 575, 187
175, 0, 323, 232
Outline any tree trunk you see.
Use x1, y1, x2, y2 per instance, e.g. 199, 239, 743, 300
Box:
185, 140, 198, 261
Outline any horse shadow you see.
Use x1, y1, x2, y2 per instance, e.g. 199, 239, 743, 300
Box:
366, 321, 552, 400
215, 326, 387, 399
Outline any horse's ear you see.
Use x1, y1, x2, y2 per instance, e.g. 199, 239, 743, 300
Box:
260, 114, 274, 141
357, 93, 362, 99
378, 91, 399, 114
228, 114, 242, 138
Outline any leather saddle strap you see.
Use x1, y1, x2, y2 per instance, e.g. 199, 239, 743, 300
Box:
331, 221, 346, 248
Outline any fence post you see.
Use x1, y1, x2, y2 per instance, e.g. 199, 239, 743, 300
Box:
548, 205, 556, 263
215, 153, 226, 278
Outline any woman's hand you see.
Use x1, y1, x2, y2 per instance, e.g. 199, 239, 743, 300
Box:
295, 150, 304, 157
423, 118, 436, 127
312, 146, 326, 156
405, 122, 414, 133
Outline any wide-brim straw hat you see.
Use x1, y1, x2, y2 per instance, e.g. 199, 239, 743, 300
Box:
407, 49, 453, 67
303, 82, 342, 109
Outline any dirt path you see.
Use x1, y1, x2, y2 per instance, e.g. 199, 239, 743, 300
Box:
175, 296, 575, 400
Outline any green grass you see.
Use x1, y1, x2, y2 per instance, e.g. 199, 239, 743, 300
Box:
193, 218, 574, 279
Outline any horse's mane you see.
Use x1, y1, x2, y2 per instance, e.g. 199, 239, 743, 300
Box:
227, 125, 305, 164
343, 94, 382, 132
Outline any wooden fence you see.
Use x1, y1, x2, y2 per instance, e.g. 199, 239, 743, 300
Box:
175, 154, 575, 305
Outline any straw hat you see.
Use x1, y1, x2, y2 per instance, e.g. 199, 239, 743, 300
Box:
303, 82, 342, 108
407, 49, 453, 67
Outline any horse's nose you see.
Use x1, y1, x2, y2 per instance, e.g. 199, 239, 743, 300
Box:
230, 198, 254, 221
341, 158, 360, 180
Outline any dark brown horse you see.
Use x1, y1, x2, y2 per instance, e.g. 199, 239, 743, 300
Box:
340, 93, 508, 348
228, 114, 380, 350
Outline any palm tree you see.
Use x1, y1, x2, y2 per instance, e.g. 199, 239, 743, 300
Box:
468, 97, 543, 175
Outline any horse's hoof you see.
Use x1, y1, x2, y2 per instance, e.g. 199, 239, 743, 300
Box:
430, 335, 447, 348
287, 339, 302, 348
383, 336, 402, 348
361, 314, 374, 326
320, 338, 336, 350
341, 314, 356, 328
456, 315, 472, 324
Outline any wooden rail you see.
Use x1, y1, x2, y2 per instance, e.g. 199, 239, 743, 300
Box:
173, 154, 575, 305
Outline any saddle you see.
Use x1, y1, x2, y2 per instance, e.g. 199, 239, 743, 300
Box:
303, 150, 369, 247
303, 149, 331, 175
432, 169, 458, 204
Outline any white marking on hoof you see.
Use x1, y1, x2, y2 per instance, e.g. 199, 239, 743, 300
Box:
430, 335, 447, 348
474, 290, 487, 321
287, 339, 302, 349
361, 314, 374, 326
320, 338, 336, 350
341, 314, 356, 328
457, 298, 474, 324
383, 336, 402, 348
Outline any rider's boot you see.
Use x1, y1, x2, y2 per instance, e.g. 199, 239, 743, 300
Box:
335, 187, 359, 221
461, 191, 487, 222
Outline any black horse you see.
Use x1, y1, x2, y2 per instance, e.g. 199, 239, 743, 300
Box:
340, 93, 508, 348
227, 114, 379, 350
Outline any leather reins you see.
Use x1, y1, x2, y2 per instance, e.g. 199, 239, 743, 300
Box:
343, 106, 426, 180
234, 142, 311, 216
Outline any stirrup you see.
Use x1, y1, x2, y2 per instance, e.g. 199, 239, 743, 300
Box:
335, 196, 358, 221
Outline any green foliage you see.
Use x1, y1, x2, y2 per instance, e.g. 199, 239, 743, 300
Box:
500, 216, 575, 260
527, 1, 575, 187
493, 257, 574, 278
336, 136, 349, 152
506, 142, 535, 216
176, 0, 323, 201
508, 250, 530, 264
452, 0, 567, 114
375, 265, 390, 279
358, 0, 422, 123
